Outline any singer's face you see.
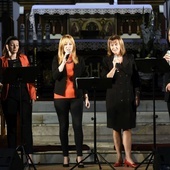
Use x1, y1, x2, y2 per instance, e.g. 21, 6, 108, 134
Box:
109, 39, 120, 56
64, 41, 73, 54
7, 40, 19, 54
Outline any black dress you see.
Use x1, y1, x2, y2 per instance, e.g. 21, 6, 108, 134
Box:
101, 54, 140, 130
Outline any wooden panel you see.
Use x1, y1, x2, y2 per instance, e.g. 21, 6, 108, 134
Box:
68, 15, 117, 39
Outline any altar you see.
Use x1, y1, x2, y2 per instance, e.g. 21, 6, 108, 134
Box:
27, 3, 155, 99
29, 3, 153, 40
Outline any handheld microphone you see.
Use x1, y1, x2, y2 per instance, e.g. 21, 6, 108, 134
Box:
114, 55, 119, 72
65, 53, 70, 61
65, 50, 70, 61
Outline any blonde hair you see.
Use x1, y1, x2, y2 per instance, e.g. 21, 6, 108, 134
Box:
107, 35, 126, 57
58, 34, 78, 64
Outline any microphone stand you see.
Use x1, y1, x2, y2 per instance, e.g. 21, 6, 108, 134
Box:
16, 77, 36, 170
135, 58, 170, 169
70, 77, 115, 170
2, 66, 37, 170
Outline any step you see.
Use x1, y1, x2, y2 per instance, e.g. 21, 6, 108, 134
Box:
1, 100, 170, 165
32, 100, 169, 113
30, 100, 170, 164
32, 122, 170, 144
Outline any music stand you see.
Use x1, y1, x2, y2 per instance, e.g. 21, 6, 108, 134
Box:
135, 58, 170, 169
70, 77, 115, 170
1, 66, 38, 170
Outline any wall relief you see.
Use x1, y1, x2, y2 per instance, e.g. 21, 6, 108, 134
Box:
69, 17, 116, 39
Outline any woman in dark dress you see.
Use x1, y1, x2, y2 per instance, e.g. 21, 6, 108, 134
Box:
101, 35, 140, 168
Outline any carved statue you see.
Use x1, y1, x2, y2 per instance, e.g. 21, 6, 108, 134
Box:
28, 24, 33, 44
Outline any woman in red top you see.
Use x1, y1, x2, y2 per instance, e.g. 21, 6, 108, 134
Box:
0, 36, 36, 163
52, 34, 90, 168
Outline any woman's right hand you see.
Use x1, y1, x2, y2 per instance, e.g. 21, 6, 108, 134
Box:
112, 57, 117, 68
58, 53, 69, 72
6, 45, 12, 57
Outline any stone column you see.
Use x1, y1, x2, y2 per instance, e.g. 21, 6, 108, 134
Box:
114, 0, 118, 5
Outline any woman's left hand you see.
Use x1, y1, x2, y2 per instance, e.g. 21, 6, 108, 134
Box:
85, 98, 90, 109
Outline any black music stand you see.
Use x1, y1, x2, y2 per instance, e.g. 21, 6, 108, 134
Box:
135, 58, 170, 170
70, 77, 115, 170
1, 66, 37, 170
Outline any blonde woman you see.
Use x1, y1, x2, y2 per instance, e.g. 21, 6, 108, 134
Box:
52, 34, 90, 168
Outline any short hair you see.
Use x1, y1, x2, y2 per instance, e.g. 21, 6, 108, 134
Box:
5, 36, 20, 45
2, 36, 21, 56
107, 35, 126, 57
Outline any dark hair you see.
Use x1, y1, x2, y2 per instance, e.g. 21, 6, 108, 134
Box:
5, 36, 20, 45
2, 36, 21, 57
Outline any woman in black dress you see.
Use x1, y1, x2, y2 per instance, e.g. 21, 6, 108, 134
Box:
101, 35, 140, 168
